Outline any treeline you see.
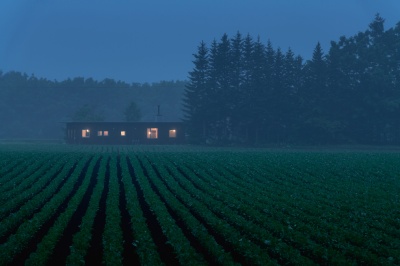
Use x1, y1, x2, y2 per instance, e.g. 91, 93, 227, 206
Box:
0, 72, 185, 139
0, 71, 185, 90
183, 15, 400, 145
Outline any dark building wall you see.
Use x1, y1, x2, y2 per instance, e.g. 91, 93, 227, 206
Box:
65, 122, 185, 145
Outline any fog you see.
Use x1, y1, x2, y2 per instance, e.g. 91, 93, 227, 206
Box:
0, 1, 399, 144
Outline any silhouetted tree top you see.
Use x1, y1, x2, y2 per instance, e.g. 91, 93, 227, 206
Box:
368, 13, 385, 39
70, 104, 105, 122
124, 101, 142, 122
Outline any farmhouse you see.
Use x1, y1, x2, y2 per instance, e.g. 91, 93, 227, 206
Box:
65, 121, 185, 145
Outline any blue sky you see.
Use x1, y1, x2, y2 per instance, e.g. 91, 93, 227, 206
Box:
0, 0, 399, 83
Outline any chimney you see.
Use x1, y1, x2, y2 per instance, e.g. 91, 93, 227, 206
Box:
155, 105, 162, 122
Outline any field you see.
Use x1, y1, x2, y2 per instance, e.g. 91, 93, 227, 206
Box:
0, 144, 399, 265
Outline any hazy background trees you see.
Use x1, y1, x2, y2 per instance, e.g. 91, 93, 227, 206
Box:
0, 73, 185, 139
124, 101, 142, 122
70, 104, 105, 122
184, 14, 400, 145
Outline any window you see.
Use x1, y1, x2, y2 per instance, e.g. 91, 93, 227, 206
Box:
147, 128, 158, 139
82, 129, 90, 138
169, 129, 176, 138
97, 130, 108, 136
121, 131, 126, 136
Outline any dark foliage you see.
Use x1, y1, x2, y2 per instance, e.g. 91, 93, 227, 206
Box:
124, 101, 142, 122
183, 14, 400, 145
70, 104, 105, 122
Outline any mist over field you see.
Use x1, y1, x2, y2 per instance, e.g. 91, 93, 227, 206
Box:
0, 1, 399, 146
2, 15, 400, 145
1, 2, 400, 264
0, 77, 185, 139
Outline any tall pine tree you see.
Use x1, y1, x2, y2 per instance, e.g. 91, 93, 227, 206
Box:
183, 41, 210, 143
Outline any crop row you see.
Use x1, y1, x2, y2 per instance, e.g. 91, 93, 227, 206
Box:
0, 153, 70, 219
0, 145, 399, 265
182, 151, 399, 263
128, 154, 208, 265
0, 154, 81, 242
142, 149, 399, 265
0, 153, 90, 265
24, 155, 100, 265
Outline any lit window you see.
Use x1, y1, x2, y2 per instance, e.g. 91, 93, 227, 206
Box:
169, 129, 176, 138
97, 131, 103, 136
103, 131, 109, 136
147, 128, 158, 139
121, 131, 126, 136
82, 129, 90, 138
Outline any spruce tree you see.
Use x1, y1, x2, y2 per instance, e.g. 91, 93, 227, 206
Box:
268, 48, 285, 142
265, 40, 275, 90
275, 48, 297, 142
230, 32, 244, 140
212, 33, 232, 142
183, 41, 210, 142
300, 42, 329, 143
250, 36, 267, 143
283, 48, 297, 95
206, 39, 220, 142
240, 34, 255, 142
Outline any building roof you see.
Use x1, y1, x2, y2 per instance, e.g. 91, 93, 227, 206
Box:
65, 121, 183, 124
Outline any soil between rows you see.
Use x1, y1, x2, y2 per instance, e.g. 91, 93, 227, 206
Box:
85, 157, 110, 265
0, 162, 78, 246
11, 158, 88, 265
126, 156, 180, 266
117, 155, 140, 265
48, 157, 101, 265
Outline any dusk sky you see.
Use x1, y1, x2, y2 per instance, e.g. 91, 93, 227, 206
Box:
1, 1, 399, 84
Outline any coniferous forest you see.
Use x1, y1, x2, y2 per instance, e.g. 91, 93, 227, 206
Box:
183, 15, 400, 145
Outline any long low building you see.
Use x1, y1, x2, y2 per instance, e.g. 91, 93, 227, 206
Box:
65, 121, 185, 145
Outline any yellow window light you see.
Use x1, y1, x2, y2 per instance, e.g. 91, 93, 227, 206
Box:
169, 129, 177, 138
147, 128, 158, 139
82, 129, 90, 138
